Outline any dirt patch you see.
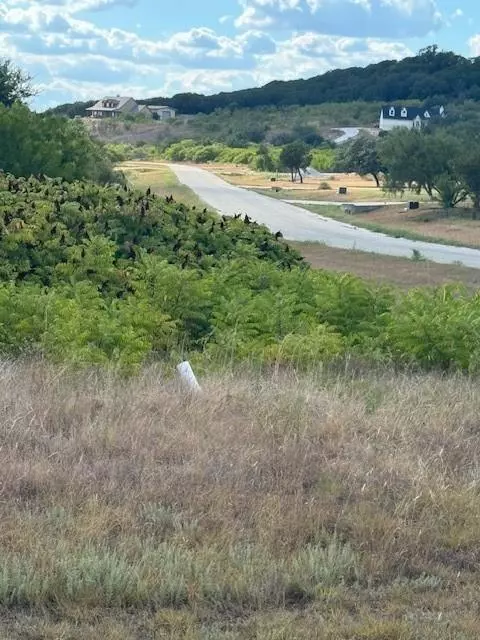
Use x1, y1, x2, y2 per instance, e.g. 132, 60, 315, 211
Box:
293, 242, 480, 289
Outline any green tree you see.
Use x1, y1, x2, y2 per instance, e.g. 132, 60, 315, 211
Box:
334, 134, 383, 187
379, 128, 467, 208
455, 146, 480, 217
0, 59, 34, 107
279, 141, 312, 183
0, 103, 116, 182
255, 144, 275, 172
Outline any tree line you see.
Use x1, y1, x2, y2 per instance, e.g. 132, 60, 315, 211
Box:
50, 46, 480, 117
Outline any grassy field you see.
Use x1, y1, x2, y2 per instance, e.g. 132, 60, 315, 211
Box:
121, 161, 208, 209
1, 362, 480, 638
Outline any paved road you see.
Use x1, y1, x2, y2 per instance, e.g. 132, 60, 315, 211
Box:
169, 164, 480, 269
334, 127, 360, 144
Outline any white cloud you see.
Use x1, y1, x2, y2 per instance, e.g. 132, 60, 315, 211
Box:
254, 33, 411, 85
236, 0, 442, 37
0, 0, 436, 109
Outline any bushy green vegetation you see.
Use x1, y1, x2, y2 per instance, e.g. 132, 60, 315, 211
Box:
0, 103, 118, 183
161, 139, 260, 165
156, 139, 335, 172
0, 173, 302, 370
2, 173, 480, 373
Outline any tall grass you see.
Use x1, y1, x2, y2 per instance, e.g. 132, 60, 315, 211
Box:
1, 362, 480, 637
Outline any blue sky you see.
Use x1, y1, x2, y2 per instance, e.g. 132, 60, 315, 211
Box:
0, 0, 477, 110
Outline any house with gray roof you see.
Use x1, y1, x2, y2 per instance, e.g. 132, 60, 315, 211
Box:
86, 96, 177, 120
379, 105, 445, 131
86, 96, 138, 118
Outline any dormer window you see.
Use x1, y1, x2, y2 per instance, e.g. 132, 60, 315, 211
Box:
424, 110, 431, 118
389, 107, 395, 117
401, 108, 408, 118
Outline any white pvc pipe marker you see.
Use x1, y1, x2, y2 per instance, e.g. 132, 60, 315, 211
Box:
176, 361, 202, 392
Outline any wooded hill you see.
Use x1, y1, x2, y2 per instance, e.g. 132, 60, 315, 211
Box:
49, 47, 480, 118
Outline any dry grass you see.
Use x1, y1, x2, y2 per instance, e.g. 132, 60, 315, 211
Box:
208, 165, 426, 203
301, 203, 480, 250
121, 161, 208, 209
1, 362, 480, 638
347, 205, 480, 248
292, 242, 480, 289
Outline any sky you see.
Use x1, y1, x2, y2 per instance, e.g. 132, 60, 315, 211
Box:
0, 0, 478, 110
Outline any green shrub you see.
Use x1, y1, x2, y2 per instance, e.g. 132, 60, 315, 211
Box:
3, 173, 480, 373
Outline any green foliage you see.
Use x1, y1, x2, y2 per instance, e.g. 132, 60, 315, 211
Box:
383, 286, 480, 372
279, 141, 313, 183
310, 149, 335, 171
2, 173, 480, 373
379, 128, 472, 208
0, 103, 117, 183
454, 145, 480, 212
335, 134, 384, 186
255, 144, 276, 171
161, 139, 260, 166
104, 142, 158, 162
0, 59, 34, 107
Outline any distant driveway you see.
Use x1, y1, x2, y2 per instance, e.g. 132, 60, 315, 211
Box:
169, 164, 480, 269
334, 127, 360, 144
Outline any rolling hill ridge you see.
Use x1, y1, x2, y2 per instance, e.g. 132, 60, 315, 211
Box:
49, 47, 480, 118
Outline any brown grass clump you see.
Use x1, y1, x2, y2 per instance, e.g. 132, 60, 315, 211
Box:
1, 362, 480, 638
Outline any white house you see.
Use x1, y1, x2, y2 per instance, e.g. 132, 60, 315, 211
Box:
87, 97, 176, 120
379, 105, 445, 131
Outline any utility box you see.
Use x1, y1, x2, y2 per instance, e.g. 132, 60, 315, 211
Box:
409, 201, 420, 210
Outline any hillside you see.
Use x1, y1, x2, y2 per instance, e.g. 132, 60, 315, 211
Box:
49, 46, 480, 119
84, 102, 379, 146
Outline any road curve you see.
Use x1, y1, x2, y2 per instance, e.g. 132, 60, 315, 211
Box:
169, 164, 480, 269
333, 127, 360, 144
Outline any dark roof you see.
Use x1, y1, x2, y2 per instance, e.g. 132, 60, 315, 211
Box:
381, 105, 444, 120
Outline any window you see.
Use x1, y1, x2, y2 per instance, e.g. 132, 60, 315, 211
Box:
401, 108, 408, 118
